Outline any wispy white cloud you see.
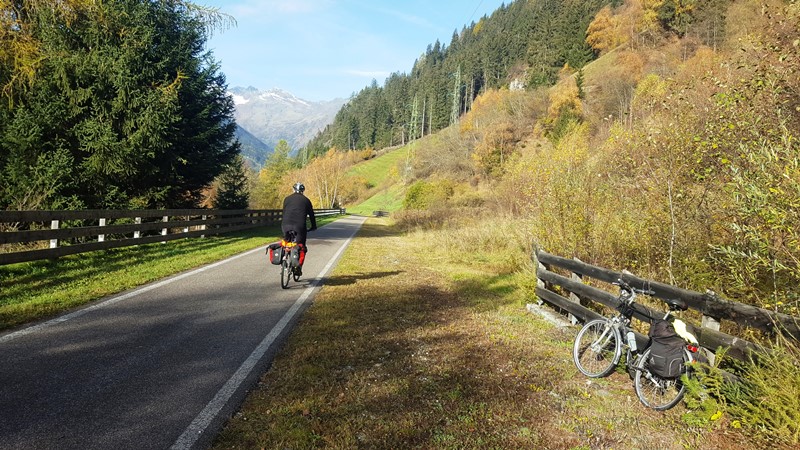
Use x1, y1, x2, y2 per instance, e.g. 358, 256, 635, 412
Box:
351, 2, 437, 31
344, 69, 391, 78
376, 8, 434, 29
223, 0, 331, 21
204, 0, 509, 99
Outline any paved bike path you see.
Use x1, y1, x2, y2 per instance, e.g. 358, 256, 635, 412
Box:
0, 215, 367, 450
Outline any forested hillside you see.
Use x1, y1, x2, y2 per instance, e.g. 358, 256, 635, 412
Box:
0, 1, 239, 210
289, 0, 799, 322
266, 4, 800, 437
302, 0, 614, 156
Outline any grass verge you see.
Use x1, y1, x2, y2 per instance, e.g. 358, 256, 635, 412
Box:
0, 216, 340, 331
347, 183, 405, 216
346, 147, 407, 188
212, 217, 777, 450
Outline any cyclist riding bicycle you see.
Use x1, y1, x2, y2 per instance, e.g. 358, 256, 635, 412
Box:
281, 182, 316, 275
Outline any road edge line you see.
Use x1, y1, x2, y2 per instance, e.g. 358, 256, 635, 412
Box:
170, 216, 365, 450
0, 247, 265, 344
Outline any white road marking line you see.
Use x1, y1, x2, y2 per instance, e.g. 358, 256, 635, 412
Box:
170, 218, 363, 450
0, 247, 265, 344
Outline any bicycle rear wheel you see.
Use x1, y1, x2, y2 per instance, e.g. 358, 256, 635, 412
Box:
633, 348, 689, 410
573, 319, 620, 378
280, 259, 291, 289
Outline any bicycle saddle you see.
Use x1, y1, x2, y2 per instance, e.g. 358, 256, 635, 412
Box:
665, 298, 688, 311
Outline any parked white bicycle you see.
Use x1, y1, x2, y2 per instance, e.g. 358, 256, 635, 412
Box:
572, 279, 701, 410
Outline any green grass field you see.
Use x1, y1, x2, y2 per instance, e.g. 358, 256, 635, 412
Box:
346, 146, 409, 188
211, 217, 773, 450
347, 183, 405, 216
345, 146, 410, 216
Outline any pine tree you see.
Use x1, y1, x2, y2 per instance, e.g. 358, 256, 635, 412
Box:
213, 155, 250, 210
0, 0, 239, 210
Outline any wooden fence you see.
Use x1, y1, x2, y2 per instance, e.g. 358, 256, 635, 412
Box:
534, 250, 800, 362
0, 208, 345, 265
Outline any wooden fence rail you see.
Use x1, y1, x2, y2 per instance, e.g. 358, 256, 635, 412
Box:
534, 250, 800, 362
0, 208, 345, 265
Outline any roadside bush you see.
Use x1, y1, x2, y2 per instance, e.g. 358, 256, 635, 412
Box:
392, 208, 453, 232
726, 339, 800, 444
403, 179, 455, 210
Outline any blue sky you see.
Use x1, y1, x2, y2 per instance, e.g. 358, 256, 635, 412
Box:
200, 0, 508, 101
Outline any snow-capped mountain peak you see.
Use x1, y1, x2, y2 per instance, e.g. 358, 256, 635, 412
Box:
226, 86, 346, 164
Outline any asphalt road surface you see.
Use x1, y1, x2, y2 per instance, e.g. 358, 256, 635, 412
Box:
0, 215, 367, 450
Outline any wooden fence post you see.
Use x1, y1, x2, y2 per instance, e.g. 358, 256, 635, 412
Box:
50, 220, 59, 248
701, 314, 721, 365
98, 218, 106, 242
161, 215, 168, 242
201, 215, 207, 238
568, 257, 584, 325
533, 247, 547, 305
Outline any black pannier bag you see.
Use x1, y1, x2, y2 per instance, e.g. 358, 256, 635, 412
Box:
289, 245, 301, 267
267, 242, 283, 265
647, 319, 687, 378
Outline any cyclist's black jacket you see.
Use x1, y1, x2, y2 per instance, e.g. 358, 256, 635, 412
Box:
281, 193, 316, 245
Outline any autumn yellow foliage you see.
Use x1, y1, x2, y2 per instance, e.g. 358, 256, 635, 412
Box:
586, 6, 627, 54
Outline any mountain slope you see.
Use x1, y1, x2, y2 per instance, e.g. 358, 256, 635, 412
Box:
234, 124, 272, 168
229, 87, 345, 153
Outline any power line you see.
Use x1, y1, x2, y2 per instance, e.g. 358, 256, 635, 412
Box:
467, 0, 485, 24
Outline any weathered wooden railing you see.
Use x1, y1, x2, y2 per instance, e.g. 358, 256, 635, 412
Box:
534, 250, 800, 362
0, 208, 345, 265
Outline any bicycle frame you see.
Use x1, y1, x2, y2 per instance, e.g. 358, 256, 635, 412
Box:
573, 278, 702, 410
579, 282, 648, 373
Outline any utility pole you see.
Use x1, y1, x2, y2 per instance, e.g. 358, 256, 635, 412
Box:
409, 94, 420, 141
451, 65, 461, 125
421, 96, 426, 137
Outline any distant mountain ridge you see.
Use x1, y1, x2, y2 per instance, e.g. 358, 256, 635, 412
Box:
229, 87, 346, 166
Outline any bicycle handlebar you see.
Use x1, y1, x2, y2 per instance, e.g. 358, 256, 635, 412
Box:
614, 278, 655, 296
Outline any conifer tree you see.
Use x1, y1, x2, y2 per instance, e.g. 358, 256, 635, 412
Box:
213, 155, 250, 210
0, 0, 239, 210
251, 140, 294, 209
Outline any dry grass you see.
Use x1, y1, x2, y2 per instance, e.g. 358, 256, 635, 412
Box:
212, 217, 778, 450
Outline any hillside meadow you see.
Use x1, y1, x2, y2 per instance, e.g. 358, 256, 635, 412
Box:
239, 0, 800, 443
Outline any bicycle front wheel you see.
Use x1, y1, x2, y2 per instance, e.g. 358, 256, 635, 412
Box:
633, 348, 689, 411
280, 259, 291, 289
573, 319, 621, 378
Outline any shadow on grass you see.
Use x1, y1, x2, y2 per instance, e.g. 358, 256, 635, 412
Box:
214, 270, 578, 449
349, 218, 405, 240
450, 272, 523, 313
323, 270, 404, 287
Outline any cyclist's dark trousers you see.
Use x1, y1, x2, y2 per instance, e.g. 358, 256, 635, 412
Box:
281, 224, 307, 247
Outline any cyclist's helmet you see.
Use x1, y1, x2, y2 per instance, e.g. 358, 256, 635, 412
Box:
293, 182, 305, 193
